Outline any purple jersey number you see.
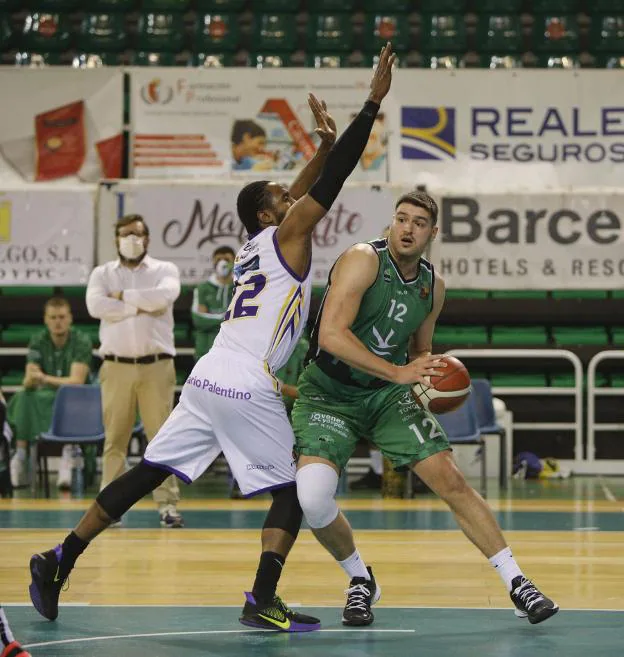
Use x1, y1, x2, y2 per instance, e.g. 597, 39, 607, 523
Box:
224, 273, 267, 320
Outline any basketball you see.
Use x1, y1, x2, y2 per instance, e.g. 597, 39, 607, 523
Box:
411, 355, 471, 414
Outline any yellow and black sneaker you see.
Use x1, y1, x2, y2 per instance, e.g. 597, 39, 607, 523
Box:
239, 592, 321, 632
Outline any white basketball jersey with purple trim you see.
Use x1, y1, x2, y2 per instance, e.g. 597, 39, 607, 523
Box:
212, 226, 312, 373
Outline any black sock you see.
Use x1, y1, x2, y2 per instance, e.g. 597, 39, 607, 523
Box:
58, 531, 89, 579
251, 551, 285, 605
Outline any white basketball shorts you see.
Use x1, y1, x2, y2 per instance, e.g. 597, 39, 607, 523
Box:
143, 346, 296, 497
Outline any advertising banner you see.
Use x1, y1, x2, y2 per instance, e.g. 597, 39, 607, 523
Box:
390, 70, 624, 192
0, 187, 95, 284
429, 192, 624, 289
128, 68, 389, 183
97, 181, 395, 285
0, 69, 123, 184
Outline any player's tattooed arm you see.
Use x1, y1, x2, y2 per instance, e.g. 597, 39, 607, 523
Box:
408, 272, 446, 362
288, 96, 337, 201
318, 245, 445, 385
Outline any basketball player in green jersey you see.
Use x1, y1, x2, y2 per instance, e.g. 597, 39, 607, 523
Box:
292, 191, 559, 627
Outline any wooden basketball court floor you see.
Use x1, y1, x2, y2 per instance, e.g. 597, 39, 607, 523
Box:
1, 477, 624, 657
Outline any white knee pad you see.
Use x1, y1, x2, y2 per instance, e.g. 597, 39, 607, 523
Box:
296, 463, 340, 529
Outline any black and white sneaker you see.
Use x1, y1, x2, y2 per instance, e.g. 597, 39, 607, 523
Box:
510, 576, 559, 624
342, 566, 381, 626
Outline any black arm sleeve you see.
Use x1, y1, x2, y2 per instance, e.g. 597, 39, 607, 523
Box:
309, 99, 380, 211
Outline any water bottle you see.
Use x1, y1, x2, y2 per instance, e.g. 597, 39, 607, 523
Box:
71, 446, 84, 496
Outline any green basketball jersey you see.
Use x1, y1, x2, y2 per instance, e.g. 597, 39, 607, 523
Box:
308, 238, 435, 389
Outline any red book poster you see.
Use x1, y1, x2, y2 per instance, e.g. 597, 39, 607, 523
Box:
96, 133, 123, 178
35, 100, 86, 181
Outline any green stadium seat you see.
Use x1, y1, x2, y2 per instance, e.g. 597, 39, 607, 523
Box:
362, 0, 412, 10
491, 290, 547, 299
610, 373, 624, 386
174, 326, 188, 343
552, 327, 608, 346
196, 0, 245, 10
590, 15, 624, 52
0, 0, 20, 10
253, 13, 296, 51
73, 52, 124, 66
480, 54, 523, 67
141, 0, 189, 9
532, 15, 579, 52
193, 51, 236, 66
593, 0, 624, 10
536, 54, 579, 68
434, 326, 488, 345
475, 0, 521, 11
60, 286, 87, 297
92, 0, 135, 9
1, 325, 38, 345
445, 289, 489, 299
551, 290, 608, 299
611, 327, 624, 344
532, 0, 578, 11
612, 290, 624, 298
307, 13, 353, 52
1, 286, 54, 296
0, 371, 24, 386
490, 373, 547, 387
0, 15, 12, 51
194, 14, 239, 52
14, 51, 64, 66
549, 373, 577, 387
136, 12, 185, 52
77, 13, 127, 52
21, 13, 72, 52
421, 14, 467, 53
305, 52, 349, 67
74, 324, 100, 341
420, 0, 465, 11
255, 0, 300, 10
490, 327, 548, 345
250, 52, 294, 67
477, 14, 522, 52
129, 50, 178, 65
364, 13, 410, 52
37, 0, 81, 9
316, 0, 355, 9
423, 54, 465, 68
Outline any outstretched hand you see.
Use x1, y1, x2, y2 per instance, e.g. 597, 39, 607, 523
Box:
368, 42, 397, 105
308, 93, 337, 147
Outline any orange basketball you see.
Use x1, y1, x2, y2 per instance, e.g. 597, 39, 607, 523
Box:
412, 355, 471, 414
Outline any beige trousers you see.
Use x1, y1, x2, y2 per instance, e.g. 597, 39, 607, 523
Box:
99, 358, 180, 507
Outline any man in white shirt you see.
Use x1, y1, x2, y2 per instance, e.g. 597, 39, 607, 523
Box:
86, 214, 183, 528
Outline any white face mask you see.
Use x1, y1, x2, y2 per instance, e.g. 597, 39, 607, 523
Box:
216, 260, 233, 278
118, 235, 145, 260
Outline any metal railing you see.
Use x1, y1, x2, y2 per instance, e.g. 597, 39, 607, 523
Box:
587, 350, 624, 464
447, 349, 584, 465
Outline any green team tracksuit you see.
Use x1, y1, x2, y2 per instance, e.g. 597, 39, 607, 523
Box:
292, 238, 450, 471
192, 274, 235, 360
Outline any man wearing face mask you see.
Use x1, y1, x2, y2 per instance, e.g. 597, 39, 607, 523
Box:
192, 246, 235, 361
85, 214, 183, 528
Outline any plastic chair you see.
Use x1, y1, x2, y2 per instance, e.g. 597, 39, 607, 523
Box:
471, 379, 507, 489
77, 13, 127, 52
36, 385, 105, 498
532, 15, 579, 53
364, 13, 410, 52
253, 13, 297, 51
476, 14, 522, 53
421, 14, 467, 53
589, 15, 624, 53
435, 394, 487, 498
0, 14, 13, 51
136, 12, 185, 52
194, 13, 239, 52
21, 12, 72, 52
307, 13, 353, 52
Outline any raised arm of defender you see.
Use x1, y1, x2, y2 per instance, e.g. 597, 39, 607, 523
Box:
276, 42, 396, 278
317, 245, 446, 386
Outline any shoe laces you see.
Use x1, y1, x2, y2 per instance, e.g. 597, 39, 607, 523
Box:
344, 582, 371, 612
514, 578, 544, 610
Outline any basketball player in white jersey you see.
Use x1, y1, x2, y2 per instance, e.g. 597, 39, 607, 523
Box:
28, 44, 427, 633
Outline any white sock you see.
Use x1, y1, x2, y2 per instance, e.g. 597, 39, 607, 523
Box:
489, 546, 524, 591
369, 450, 383, 476
0, 606, 15, 646
338, 550, 370, 581
15, 446, 27, 461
